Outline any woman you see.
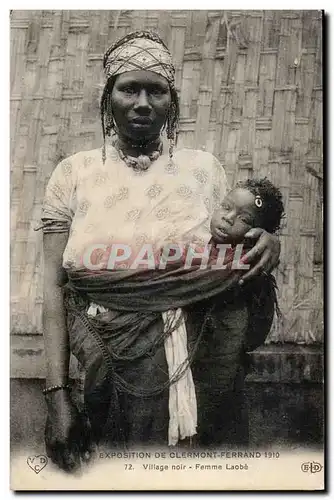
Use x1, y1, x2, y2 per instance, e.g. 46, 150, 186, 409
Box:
38, 31, 280, 472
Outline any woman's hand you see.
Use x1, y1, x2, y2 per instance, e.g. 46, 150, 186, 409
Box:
45, 390, 94, 473
239, 228, 281, 285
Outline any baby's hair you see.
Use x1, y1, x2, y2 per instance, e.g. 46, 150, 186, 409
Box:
236, 177, 285, 233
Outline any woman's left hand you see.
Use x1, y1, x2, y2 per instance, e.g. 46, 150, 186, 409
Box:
239, 228, 281, 285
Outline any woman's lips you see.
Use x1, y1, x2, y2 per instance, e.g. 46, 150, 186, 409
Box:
131, 117, 153, 125
129, 122, 152, 130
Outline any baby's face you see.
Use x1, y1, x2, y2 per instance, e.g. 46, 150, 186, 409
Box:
210, 188, 261, 244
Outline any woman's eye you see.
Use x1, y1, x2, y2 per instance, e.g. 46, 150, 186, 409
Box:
122, 87, 136, 95
151, 87, 164, 96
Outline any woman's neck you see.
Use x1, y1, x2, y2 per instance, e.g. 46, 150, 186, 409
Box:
115, 134, 162, 158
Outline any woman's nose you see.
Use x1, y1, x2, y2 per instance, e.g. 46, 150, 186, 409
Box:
134, 90, 152, 112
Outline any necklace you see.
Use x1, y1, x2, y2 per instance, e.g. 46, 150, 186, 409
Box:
115, 140, 163, 172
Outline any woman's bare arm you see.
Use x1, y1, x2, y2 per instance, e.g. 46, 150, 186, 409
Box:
43, 232, 69, 386
43, 231, 91, 472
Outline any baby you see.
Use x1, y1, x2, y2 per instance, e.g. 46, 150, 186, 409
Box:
208, 177, 285, 266
185, 177, 285, 447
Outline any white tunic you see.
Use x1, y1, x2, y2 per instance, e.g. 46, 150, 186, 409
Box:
41, 145, 228, 269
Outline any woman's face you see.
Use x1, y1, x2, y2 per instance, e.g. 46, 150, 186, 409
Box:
111, 70, 171, 142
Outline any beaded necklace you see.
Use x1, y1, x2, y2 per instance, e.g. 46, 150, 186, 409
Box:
114, 139, 163, 172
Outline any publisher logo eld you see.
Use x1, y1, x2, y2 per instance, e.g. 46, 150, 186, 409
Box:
301, 462, 323, 473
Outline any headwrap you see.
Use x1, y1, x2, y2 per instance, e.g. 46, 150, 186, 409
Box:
103, 31, 175, 86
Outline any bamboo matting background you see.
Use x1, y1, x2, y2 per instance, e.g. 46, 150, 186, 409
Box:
10, 10, 323, 343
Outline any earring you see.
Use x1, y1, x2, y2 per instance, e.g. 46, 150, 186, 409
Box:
102, 143, 106, 164
255, 195, 263, 208
168, 136, 175, 160
106, 115, 115, 137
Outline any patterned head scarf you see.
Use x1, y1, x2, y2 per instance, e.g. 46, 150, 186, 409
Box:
103, 31, 175, 87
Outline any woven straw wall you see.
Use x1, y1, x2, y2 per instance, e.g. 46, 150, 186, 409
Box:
10, 10, 323, 343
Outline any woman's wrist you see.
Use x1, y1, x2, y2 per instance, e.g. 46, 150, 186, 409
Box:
44, 375, 71, 400
42, 383, 71, 396
44, 387, 72, 410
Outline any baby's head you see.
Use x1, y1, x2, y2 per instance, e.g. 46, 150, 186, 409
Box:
210, 178, 285, 244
